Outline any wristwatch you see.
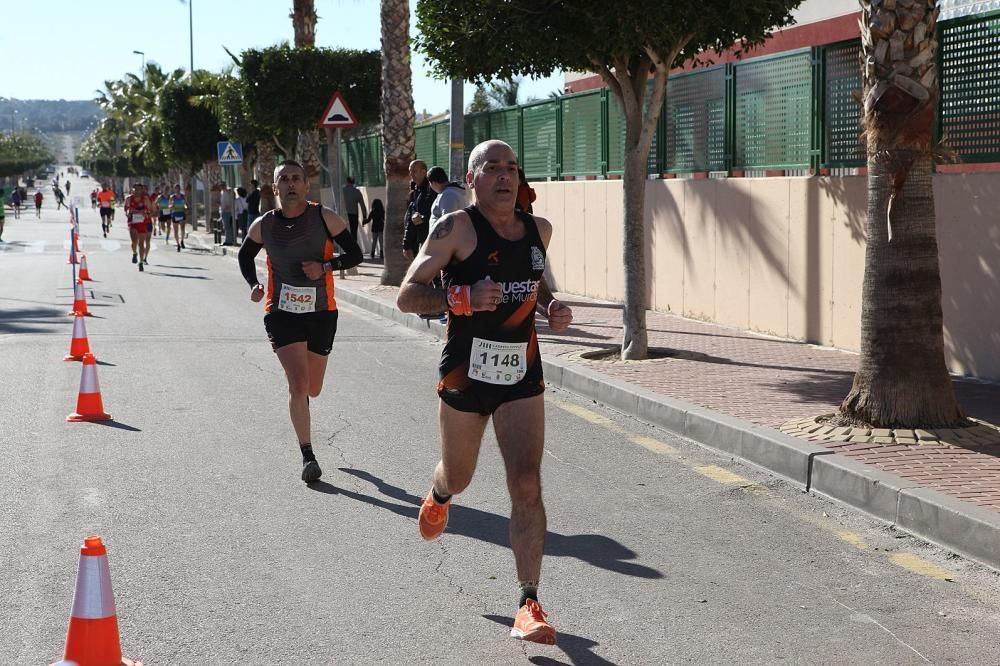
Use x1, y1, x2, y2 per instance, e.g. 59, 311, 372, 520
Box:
323, 261, 333, 273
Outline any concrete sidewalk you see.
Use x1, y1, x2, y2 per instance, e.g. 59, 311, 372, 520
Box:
201, 234, 1000, 571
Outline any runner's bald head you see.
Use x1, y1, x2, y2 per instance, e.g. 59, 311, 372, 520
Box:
468, 140, 517, 178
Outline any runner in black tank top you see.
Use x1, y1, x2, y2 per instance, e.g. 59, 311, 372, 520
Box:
437, 205, 546, 413
396, 140, 575, 645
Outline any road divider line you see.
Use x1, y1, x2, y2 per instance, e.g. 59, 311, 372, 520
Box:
890, 553, 955, 581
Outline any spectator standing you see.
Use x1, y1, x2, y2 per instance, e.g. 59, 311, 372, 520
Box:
219, 182, 236, 246
365, 198, 385, 259
401, 160, 434, 260
341, 176, 368, 248
427, 166, 470, 226
235, 187, 249, 242
516, 167, 536, 214
246, 179, 261, 219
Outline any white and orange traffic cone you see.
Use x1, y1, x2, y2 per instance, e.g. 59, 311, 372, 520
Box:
52, 536, 140, 666
67, 353, 111, 422
68, 234, 79, 265
68, 278, 92, 317
79, 254, 93, 281
64, 314, 92, 362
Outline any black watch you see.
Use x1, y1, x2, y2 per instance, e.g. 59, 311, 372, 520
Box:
323, 260, 333, 273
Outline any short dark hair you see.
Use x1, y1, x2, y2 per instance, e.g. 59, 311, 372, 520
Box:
250, 179, 258, 187
346, 176, 356, 185
427, 166, 448, 184
277, 159, 303, 170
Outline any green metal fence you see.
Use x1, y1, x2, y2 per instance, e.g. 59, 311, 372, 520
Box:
341, 11, 1000, 184
938, 10, 1000, 163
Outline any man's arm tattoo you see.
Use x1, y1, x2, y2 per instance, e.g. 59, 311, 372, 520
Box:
430, 217, 455, 240
399, 283, 448, 314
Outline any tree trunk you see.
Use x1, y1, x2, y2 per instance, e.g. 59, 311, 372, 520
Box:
290, 0, 317, 48
621, 144, 648, 359
379, 0, 416, 286
839, 0, 964, 428
256, 141, 277, 213
296, 129, 323, 203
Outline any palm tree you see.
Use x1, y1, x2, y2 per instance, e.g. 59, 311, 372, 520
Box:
487, 78, 521, 108
379, 0, 416, 285
289, 0, 323, 203
838, 0, 964, 428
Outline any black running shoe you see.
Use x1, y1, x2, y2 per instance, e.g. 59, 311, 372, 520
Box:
132, 252, 137, 264
138, 261, 144, 272
177, 244, 181, 252
181, 241, 186, 249
302, 460, 322, 483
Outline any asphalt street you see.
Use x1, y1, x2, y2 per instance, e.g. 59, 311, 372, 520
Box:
1, 173, 999, 665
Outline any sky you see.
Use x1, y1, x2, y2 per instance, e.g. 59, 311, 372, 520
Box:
0, 0, 564, 117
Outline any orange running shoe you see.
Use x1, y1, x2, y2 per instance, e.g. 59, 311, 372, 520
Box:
511, 599, 557, 644
418, 489, 450, 541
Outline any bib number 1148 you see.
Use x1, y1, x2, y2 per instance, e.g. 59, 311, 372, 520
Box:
468, 338, 527, 385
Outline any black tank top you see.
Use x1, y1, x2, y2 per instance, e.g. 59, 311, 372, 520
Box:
438, 206, 546, 389
260, 203, 337, 313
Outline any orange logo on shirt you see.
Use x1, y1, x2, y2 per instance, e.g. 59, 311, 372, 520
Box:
487, 250, 500, 265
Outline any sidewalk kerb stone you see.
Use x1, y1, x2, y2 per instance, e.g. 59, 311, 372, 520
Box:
898, 487, 1000, 570
810, 454, 917, 525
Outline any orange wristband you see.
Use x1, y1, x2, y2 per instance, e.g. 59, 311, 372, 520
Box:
447, 285, 472, 316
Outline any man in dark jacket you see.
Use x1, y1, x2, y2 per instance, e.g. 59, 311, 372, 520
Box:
402, 160, 434, 260
246, 179, 261, 219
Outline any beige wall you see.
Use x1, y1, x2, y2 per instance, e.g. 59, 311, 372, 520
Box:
532, 174, 1000, 382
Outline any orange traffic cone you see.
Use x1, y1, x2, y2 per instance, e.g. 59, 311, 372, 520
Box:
74, 230, 81, 252
68, 278, 92, 317
54, 536, 140, 666
79, 254, 93, 281
67, 353, 111, 422
64, 314, 92, 361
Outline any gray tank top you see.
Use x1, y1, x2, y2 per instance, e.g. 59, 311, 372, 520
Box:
260, 203, 337, 313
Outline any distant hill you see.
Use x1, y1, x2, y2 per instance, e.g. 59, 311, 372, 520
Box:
0, 98, 103, 133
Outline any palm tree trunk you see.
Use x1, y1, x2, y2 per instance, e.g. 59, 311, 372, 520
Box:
290, 0, 317, 48
839, 0, 963, 428
380, 0, 416, 286
256, 141, 277, 213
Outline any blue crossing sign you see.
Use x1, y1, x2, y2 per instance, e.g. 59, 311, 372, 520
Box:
217, 141, 243, 165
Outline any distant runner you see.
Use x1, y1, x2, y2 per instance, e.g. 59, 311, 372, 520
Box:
124, 183, 152, 271
169, 184, 187, 252
97, 184, 115, 237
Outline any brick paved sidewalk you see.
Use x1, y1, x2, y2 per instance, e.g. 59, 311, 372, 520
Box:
336, 258, 1000, 514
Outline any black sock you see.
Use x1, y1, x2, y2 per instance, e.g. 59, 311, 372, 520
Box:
300, 444, 316, 463
519, 581, 539, 608
431, 488, 451, 505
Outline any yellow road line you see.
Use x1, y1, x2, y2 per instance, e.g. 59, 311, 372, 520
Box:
553, 401, 614, 425
890, 553, 955, 581
693, 465, 751, 486
629, 435, 678, 456
835, 530, 869, 550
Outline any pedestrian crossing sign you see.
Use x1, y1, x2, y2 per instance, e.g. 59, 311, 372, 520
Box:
217, 141, 243, 165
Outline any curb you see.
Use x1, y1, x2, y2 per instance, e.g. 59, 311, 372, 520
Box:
196, 240, 1000, 571
332, 283, 1000, 572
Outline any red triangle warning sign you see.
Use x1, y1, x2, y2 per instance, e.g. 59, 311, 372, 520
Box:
318, 91, 359, 129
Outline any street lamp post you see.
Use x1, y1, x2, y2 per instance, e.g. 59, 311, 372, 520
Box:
132, 50, 145, 74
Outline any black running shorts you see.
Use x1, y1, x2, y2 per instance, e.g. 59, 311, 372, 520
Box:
438, 377, 546, 416
263, 309, 339, 355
